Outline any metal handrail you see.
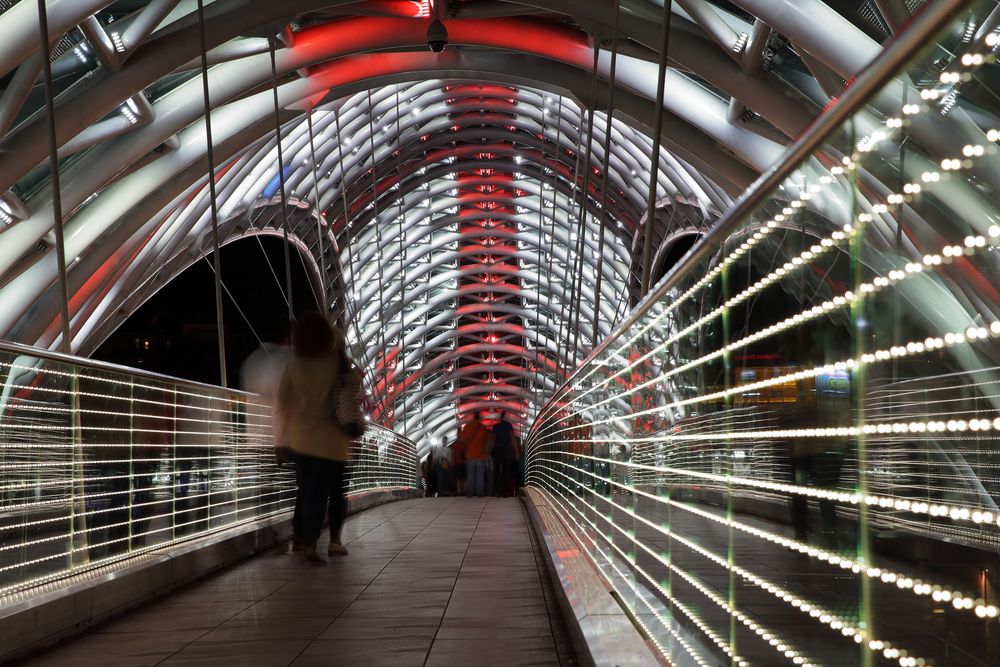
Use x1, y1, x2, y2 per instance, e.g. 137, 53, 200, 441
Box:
0, 338, 259, 398
543, 0, 972, 405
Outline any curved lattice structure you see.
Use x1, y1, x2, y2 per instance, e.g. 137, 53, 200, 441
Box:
0, 0, 966, 448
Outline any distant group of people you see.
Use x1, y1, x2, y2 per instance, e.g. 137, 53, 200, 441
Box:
424, 410, 522, 498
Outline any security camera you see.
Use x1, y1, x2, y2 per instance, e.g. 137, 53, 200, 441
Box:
427, 19, 448, 52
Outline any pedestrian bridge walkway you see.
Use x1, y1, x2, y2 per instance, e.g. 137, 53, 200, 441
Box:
23, 498, 577, 667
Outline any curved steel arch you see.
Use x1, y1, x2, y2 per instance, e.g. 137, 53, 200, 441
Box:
0, 0, 973, 451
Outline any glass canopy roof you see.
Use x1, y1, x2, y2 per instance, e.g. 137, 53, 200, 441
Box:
0, 0, 948, 449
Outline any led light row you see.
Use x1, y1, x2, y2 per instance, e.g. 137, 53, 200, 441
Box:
641, 411, 1000, 443
0, 422, 267, 440
0, 500, 294, 596
627, 317, 1000, 428
536, 468, 807, 666
559, 48, 987, 416
636, 566, 745, 665
549, 459, 960, 658
0, 506, 291, 599
572, 424, 1000, 512
573, 220, 857, 416
536, 190, 1000, 440
571, 474, 751, 664
2, 431, 417, 596
533, 478, 733, 667
549, 292, 1000, 440
628, 225, 1000, 417
540, 462, 960, 667
18, 400, 273, 424
529, 485, 706, 664
0, 449, 412, 496
0, 380, 271, 420
0, 441, 274, 451
0, 361, 258, 409
0, 456, 282, 482
628, 507, 806, 666
0, 496, 294, 577
0, 481, 294, 537
596, 454, 1000, 534
667, 493, 990, 622
538, 208, 863, 436
0, 482, 295, 555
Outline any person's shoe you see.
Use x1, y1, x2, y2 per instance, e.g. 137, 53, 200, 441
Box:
328, 542, 349, 557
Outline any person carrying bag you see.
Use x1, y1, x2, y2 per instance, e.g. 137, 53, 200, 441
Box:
277, 313, 364, 562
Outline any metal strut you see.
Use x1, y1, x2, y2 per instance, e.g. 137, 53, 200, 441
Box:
197, 0, 228, 387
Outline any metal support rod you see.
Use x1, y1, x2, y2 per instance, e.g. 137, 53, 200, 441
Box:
742, 19, 772, 73
333, 107, 379, 397
0, 52, 43, 138
534, 99, 554, 405
548, 108, 572, 380
542, 98, 565, 389
197, 0, 227, 387
640, 0, 673, 293
872, 0, 910, 34
569, 42, 602, 360
553, 100, 584, 378
37, 0, 72, 354
673, 0, 742, 59
38, 0, 89, 565
365, 89, 392, 424
392, 87, 407, 436
123, 0, 183, 53
305, 109, 328, 312
592, 1, 622, 346
269, 37, 295, 324
246, 202, 294, 313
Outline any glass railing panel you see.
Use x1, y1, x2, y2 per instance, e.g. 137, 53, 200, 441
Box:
0, 342, 418, 601
527, 1, 1000, 665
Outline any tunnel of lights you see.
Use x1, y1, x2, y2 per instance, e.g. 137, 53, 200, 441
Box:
0, 0, 934, 450
4, 1, 1000, 666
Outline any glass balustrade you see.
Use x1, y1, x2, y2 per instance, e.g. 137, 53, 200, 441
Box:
0, 341, 418, 601
526, 1, 1000, 665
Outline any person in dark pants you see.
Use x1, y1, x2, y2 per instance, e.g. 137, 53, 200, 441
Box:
789, 444, 846, 546
452, 438, 468, 496
491, 411, 516, 497
277, 312, 358, 562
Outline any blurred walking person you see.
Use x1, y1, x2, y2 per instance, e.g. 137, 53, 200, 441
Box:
491, 411, 516, 497
277, 312, 358, 562
460, 412, 492, 497
452, 436, 468, 496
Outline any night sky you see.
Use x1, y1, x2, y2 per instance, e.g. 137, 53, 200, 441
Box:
93, 236, 317, 386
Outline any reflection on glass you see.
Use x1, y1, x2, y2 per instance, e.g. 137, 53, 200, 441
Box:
527, 2, 1000, 665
